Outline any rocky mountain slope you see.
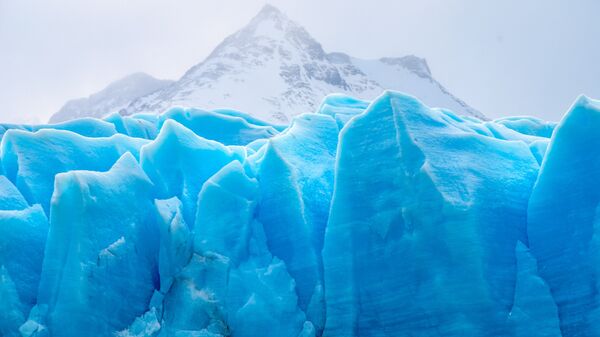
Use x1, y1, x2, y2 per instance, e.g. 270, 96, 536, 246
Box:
50, 73, 173, 123
51, 5, 484, 123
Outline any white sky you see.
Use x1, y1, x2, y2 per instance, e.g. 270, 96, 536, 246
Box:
0, 0, 598, 123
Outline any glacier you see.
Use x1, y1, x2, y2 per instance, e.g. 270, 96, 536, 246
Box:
0, 90, 597, 337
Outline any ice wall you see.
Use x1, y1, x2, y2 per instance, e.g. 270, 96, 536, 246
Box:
0, 91, 594, 337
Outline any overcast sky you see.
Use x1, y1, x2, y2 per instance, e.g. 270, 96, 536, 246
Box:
0, 0, 598, 123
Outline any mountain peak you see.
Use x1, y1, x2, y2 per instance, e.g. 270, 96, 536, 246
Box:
49, 73, 173, 123
241, 3, 304, 40
255, 4, 285, 18
50, 5, 484, 123
186, 3, 326, 80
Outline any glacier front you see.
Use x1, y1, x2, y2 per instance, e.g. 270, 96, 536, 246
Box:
0, 91, 596, 337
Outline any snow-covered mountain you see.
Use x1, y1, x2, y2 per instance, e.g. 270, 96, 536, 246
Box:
50, 5, 484, 123
50, 73, 173, 123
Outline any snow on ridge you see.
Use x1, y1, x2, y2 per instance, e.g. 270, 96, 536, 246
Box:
50, 4, 484, 124
50, 73, 173, 123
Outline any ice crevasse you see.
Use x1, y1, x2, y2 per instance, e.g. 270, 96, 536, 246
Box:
0, 91, 597, 336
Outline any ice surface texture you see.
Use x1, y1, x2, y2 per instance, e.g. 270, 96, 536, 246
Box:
0, 90, 591, 337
